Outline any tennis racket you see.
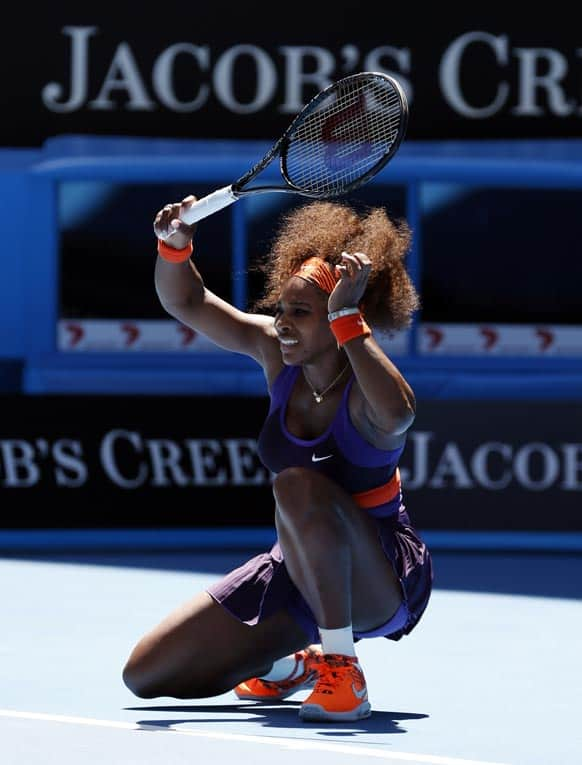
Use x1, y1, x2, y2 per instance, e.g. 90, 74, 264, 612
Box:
176, 71, 408, 225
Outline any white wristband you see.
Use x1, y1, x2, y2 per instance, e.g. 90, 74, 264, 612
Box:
328, 307, 360, 322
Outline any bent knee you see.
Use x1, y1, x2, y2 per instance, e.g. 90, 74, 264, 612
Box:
122, 659, 157, 699
121, 654, 178, 699
122, 657, 231, 701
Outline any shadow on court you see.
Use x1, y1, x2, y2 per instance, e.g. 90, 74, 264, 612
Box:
126, 704, 428, 734
3, 550, 581, 600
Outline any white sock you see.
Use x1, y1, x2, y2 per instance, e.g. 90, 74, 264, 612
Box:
318, 625, 356, 657
259, 655, 304, 682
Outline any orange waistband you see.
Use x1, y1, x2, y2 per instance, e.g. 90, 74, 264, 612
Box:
352, 468, 401, 509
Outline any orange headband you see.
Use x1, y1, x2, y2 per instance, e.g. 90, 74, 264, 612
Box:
292, 257, 339, 294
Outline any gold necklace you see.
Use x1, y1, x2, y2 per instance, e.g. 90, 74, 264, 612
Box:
303, 363, 349, 404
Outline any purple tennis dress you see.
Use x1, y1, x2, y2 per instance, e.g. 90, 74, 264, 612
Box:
207, 365, 433, 643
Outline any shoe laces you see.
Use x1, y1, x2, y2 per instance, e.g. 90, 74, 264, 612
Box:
313, 654, 360, 695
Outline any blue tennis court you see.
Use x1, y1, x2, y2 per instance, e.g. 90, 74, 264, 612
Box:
2, 547, 580, 765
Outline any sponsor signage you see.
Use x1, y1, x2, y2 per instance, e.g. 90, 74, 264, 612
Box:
419, 324, 582, 356
56, 320, 582, 357
0, 395, 580, 532
56, 320, 410, 356
3, 8, 582, 146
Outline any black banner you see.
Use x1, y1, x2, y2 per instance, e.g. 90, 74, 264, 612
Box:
1, 395, 580, 532
3, 6, 582, 146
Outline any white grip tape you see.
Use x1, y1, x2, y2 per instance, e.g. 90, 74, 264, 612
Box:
180, 186, 238, 224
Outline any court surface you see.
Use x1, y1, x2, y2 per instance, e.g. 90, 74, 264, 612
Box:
2, 548, 581, 765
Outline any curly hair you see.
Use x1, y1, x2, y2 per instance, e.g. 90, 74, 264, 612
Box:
252, 200, 420, 332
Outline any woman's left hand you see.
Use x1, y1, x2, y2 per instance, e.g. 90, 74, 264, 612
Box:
328, 251, 371, 314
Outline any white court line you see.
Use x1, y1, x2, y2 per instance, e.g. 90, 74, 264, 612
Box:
0, 708, 512, 765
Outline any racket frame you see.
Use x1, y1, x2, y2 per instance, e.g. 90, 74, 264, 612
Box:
178, 71, 408, 225
234, 71, 409, 198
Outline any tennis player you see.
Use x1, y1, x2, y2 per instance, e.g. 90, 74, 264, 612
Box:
122, 196, 433, 722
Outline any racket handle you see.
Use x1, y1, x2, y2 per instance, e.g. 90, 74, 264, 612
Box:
180, 185, 239, 224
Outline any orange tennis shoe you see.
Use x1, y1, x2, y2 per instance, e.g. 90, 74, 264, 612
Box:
298, 653, 371, 722
234, 646, 323, 701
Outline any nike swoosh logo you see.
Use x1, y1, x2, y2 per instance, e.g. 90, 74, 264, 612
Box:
352, 682, 368, 699
311, 454, 333, 462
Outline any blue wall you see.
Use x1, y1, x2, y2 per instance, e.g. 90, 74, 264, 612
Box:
2, 136, 582, 399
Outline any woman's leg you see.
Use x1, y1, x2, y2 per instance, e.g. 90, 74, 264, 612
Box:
273, 467, 402, 634
122, 591, 310, 699
273, 466, 400, 721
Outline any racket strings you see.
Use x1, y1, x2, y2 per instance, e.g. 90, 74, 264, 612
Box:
305, 87, 399, 182
285, 78, 404, 195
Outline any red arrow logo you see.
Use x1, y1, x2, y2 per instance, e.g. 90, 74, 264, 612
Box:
64, 322, 84, 347
178, 324, 197, 346
480, 327, 498, 350
424, 327, 444, 350
120, 323, 140, 346
535, 328, 554, 351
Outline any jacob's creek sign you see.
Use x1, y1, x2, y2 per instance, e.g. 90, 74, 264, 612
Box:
0, 432, 270, 489
0, 396, 580, 531
44, 28, 582, 121
4, 7, 582, 145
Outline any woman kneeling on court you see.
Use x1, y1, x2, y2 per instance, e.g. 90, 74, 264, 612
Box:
122, 197, 433, 722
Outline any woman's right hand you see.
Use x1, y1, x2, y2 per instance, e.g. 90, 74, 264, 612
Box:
153, 195, 198, 250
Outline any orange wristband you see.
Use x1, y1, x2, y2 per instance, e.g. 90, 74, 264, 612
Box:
330, 312, 371, 346
157, 239, 193, 263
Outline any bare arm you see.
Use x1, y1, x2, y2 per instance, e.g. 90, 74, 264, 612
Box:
329, 252, 416, 441
343, 333, 416, 437
154, 196, 277, 365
